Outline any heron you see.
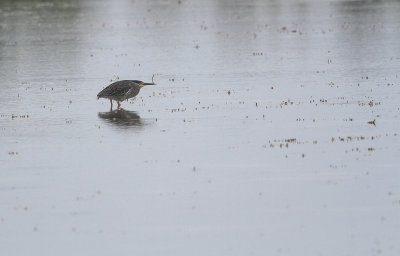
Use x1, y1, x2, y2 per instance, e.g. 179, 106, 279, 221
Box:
97, 77, 155, 110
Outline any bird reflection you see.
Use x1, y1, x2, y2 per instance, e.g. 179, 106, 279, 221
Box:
98, 109, 144, 128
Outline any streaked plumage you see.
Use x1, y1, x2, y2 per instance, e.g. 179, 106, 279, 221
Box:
97, 79, 155, 109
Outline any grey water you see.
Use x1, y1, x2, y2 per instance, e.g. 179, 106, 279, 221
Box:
1, 0, 400, 255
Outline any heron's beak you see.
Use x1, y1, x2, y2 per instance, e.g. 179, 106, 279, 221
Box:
143, 82, 156, 86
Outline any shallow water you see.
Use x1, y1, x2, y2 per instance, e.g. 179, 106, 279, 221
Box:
1, 0, 400, 255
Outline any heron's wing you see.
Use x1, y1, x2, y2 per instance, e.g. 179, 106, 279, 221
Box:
97, 81, 132, 98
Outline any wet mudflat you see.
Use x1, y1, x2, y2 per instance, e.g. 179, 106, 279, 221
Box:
1, 0, 400, 255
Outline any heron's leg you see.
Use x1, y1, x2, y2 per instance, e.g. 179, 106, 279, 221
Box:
109, 99, 113, 110
117, 101, 121, 109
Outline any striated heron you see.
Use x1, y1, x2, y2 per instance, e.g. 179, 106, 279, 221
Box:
97, 77, 155, 109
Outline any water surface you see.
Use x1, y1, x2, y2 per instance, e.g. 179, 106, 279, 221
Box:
1, 0, 400, 255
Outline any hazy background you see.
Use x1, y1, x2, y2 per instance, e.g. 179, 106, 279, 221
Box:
1, 0, 399, 255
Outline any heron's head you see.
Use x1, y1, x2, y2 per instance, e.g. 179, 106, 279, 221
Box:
133, 80, 156, 87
